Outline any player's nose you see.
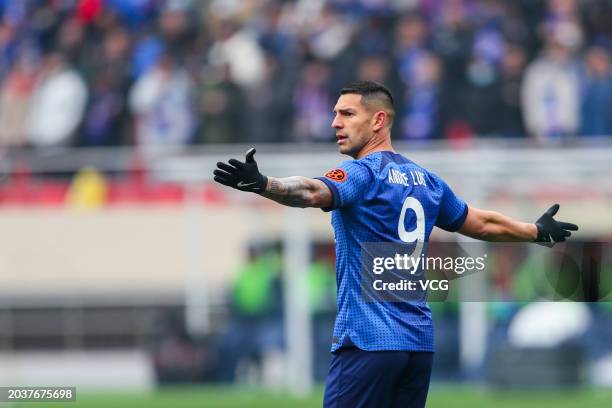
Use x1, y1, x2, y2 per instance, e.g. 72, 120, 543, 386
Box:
331, 116, 342, 129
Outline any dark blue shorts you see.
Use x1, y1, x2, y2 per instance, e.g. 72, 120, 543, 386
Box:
323, 346, 433, 408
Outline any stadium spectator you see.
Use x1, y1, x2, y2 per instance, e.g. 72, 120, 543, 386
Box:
308, 246, 337, 382
493, 44, 527, 138
105, 0, 158, 30
304, 5, 354, 62
208, 21, 266, 89
217, 249, 284, 382
357, 55, 392, 85
27, 52, 88, 147
56, 17, 86, 67
459, 5, 509, 137
430, 0, 472, 89
580, 45, 612, 137
0, 22, 15, 80
243, 53, 294, 144
2, 0, 612, 147
393, 13, 444, 140
128, 53, 195, 149
0, 47, 38, 147
80, 27, 131, 146
131, 32, 166, 79
81, 68, 128, 147
429, 1, 474, 139
196, 63, 246, 144
292, 60, 334, 142
399, 52, 445, 140
158, 3, 194, 57
522, 23, 581, 142
256, 2, 297, 60
458, 55, 500, 137
85, 26, 132, 81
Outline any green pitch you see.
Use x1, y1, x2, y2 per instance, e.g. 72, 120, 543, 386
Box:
12, 385, 612, 408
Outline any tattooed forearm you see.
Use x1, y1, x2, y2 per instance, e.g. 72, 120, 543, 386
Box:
260, 176, 332, 208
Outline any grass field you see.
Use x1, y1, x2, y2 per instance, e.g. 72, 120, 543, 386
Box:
10, 385, 612, 408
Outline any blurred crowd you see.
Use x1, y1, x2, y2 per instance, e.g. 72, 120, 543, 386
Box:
0, 0, 611, 150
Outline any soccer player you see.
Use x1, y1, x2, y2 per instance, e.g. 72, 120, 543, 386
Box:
213, 81, 578, 408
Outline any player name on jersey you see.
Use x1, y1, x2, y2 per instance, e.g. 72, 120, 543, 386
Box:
388, 168, 409, 186
388, 168, 426, 187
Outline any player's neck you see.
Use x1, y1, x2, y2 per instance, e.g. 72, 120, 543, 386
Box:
356, 134, 394, 159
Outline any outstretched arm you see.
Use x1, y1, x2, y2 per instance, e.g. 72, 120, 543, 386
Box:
213, 148, 332, 208
458, 207, 537, 242
261, 177, 332, 208
458, 204, 578, 245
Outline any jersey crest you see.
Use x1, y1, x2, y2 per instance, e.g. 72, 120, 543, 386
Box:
324, 168, 347, 182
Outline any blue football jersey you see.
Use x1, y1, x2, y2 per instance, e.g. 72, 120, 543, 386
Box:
315, 151, 468, 352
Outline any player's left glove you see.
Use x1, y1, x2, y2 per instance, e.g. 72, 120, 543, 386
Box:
534, 204, 578, 246
213, 148, 268, 193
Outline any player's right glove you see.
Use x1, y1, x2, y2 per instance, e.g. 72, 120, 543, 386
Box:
534, 204, 578, 246
213, 148, 268, 193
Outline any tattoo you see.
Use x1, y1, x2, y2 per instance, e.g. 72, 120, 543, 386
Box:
269, 179, 286, 195
260, 176, 331, 208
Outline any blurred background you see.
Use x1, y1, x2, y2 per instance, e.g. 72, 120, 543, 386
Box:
1, 0, 612, 407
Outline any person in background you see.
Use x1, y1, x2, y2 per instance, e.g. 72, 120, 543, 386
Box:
308, 244, 337, 382
196, 63, 246, 144
158, 2, 195, 58
521, 22, 581, 143
2, 0, 612, 146
580, 45, 612, 137
216, 249, 284, 382
244, 52, 294, 144
27, 52, 88, 148
0, 47, 38, 147
399, 52, 445, 141
394, 13, 444, 140
128, 52, 195, 149
207, 20, 266, 89
429, 2, 474, 140
81, 27, 132, 146
430, 1, 472, 92
357, 55, 392, 85
292, 59, 334, 142
494, 44, 527, 138
56, 17, 86, 68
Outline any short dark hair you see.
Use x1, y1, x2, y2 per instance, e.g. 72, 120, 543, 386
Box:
340, 80, 395, 127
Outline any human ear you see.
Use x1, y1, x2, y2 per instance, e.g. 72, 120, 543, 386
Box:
372, 111, 386, 131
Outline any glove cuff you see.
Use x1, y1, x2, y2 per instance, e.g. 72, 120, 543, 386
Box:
534, 222, 545, 242
254, 175, 268, 193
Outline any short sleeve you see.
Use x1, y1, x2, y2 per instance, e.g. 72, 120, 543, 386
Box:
434, 176, 468, 232
314, 161, 372, 212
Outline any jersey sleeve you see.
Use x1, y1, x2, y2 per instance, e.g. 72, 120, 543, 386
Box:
314, 161, 372, 212
432, 175, 468, 232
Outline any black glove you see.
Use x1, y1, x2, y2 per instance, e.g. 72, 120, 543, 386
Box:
213, 148, 268, 193
534, 204, 578, 246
